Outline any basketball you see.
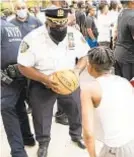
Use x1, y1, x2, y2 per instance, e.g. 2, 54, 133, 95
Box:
51, 70, 79, 95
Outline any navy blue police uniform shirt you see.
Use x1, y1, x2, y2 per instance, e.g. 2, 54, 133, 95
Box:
1, 19, 27, 107
10, 14, 43, 38
1, 19, 22, 70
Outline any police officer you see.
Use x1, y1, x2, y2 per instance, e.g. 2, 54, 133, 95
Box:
17, 7, 89, 157
11, 1, 42, 113
1, 18, 28, 157
4, 1, 42, 146
50, 0, 69, 125
11, 1, 42, 38
9, 1, 43, 144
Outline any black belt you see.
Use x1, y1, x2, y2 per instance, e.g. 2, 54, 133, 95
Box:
1, 64, 25, 85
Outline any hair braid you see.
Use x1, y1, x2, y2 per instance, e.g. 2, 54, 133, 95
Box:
87, 46, 115, 72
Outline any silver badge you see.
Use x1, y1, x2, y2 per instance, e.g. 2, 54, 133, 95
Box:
68, 32, 75, 50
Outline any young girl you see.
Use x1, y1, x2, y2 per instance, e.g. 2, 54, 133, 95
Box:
81, 46, 134, 157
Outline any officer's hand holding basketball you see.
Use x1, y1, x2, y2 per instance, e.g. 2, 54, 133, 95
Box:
43, 74, 59, 91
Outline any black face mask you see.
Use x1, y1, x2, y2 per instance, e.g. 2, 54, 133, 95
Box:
49, 27, 67, 42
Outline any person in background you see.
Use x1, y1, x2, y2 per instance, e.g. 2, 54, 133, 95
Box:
109, 0, 120, 49
72, 0, 78, 10
68, 5, 80, 30
11, 1, 42, 38
109, 0, 119, 25
97, 3, 112, 47
2, 8, 15, 21
35, 7, 46, 23
75, 1, 86, 36
81, 46, 134, 157
28, 7, 35, 17
114, 0, 134, 81
85, 5, 98, 48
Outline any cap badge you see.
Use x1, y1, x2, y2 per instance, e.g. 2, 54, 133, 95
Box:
57, 9, 64, 17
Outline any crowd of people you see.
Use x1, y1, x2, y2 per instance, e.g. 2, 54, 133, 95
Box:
1, 0, 134, 157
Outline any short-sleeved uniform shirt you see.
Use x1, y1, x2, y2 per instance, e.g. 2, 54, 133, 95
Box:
10, 14, 42, 38
17, 26, 89, 75
115, 9, 134, 63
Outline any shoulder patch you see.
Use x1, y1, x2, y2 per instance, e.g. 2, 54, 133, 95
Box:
20, 41, 29, 53
81, 36, 86, 44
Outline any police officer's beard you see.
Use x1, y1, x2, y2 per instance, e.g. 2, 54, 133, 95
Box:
49, 27, 67, 42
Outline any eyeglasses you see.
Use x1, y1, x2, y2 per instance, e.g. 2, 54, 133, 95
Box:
17, 7, 26, 10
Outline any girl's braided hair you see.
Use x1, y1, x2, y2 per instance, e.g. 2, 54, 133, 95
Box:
87, 46, 115, 72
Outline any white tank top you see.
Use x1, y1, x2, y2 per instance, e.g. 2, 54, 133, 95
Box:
94, 75, 134, 147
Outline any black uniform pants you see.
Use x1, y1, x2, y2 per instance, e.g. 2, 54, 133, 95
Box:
115, 61, 134, 81
16, 87, 33, 141
29, 82, 82, 145
1, 81, 28, 157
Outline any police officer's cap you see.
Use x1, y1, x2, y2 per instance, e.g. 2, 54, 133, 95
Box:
41, 7, 70, 25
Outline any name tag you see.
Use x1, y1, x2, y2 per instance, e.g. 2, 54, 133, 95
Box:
68, 32, 75, 50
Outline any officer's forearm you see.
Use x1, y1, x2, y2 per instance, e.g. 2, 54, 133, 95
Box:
74, 56, 87, 75
18, 65, 48, 83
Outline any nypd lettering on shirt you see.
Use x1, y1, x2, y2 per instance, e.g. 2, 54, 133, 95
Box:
5, 26, 22, 42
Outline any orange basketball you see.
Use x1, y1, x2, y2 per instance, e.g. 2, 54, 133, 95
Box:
51, 70, 79, 95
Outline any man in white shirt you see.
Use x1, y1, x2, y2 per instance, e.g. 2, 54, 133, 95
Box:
97, 3, 112, 47
81, 46, 134, 157
17, 6, 89, 157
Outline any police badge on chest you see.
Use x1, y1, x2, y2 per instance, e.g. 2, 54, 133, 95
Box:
68, 32, 75, 50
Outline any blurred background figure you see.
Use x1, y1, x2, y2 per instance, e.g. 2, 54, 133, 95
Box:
97, 2, 112, 47
85, 5, 99, 47
75, 1, 86, 36
68, 5, 80, 30
114, 0, 134, 81
35, 6, 46, 23
2, 8, 15, 21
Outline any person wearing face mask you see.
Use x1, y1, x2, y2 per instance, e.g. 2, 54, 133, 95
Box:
10, 1, 42, 38
17, 6, 90, 157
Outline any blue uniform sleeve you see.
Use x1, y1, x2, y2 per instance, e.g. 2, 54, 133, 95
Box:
1, 25, 4, 42
36, 18, 43, 27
